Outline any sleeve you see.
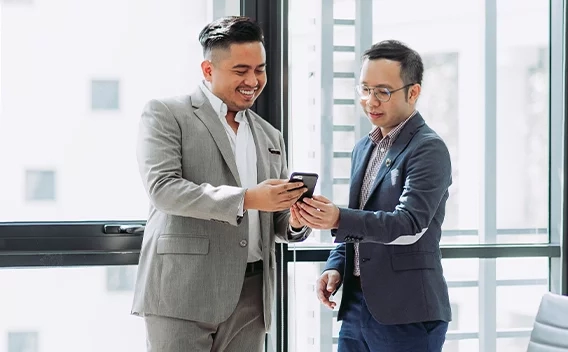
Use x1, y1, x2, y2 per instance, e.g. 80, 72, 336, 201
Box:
333, 137, 451, 244
137, 99, 246, 226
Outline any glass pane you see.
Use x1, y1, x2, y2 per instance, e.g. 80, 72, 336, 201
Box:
333, 0, 355, 20
91, 80, 120, 111
0, 0, 241, 221
0, 267, 146, 351
496, 337, 531, 351
25, 170, 56, 201
497, 285, 546, 330
288, 0, 551, 247
7, 332, 38, 352
496, 257, 548, 280
333, 25, 355, 47
333, 52, 356, 73
333, 78, 356, 100
287, 258, 548, 351
496, 1, 549, 235
444, 339, 479, 352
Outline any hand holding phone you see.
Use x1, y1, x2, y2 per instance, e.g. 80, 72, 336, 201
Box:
289, 172, 319, 202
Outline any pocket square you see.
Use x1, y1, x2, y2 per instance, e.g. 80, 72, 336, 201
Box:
268, 148, 281, 155
390, 168, 399, 186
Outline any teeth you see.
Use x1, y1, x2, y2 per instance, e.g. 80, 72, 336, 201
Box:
238, 89, 254, 95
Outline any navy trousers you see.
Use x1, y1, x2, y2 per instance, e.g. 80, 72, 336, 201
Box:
338, 288, 448, 352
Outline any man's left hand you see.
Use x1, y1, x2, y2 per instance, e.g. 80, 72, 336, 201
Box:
295, 195, 340, 230
289, 203, 308, 229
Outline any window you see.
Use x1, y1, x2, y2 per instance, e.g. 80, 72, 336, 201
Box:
106, 266, 136, 292
0, 0, 239, 222
0, 1, 564, 352
444, 303, 460, 352
25, 170, 55, 201
285, 0, 558, 351
8, 332, 38, 352
0, 267, 146, 351
91, 80, 120, 111
419, 53, 459, 230
0, 1, 242, 351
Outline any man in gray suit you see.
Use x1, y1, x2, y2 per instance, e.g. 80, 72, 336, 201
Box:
132, 16, 311, 352
294, 40, 452, 351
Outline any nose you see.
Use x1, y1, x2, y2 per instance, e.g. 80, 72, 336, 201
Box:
243, 71, 258, 88
366, 93, 381, 107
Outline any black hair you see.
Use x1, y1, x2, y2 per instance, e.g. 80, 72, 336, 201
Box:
198, 16, 264, 58
362, 40, 423, 86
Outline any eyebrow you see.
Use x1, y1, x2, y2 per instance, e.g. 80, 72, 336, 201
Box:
232, 63, 267, 70
361, 82, 393, 89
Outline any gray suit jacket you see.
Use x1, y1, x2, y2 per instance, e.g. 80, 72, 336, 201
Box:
131, 88, 309, 330
324, 113, 452, 325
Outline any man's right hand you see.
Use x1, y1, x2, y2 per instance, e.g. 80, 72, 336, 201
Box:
244, 179, 307, 212
316, 270, 342, 309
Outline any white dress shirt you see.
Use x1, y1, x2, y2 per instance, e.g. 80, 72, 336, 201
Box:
199, 81, 262, 263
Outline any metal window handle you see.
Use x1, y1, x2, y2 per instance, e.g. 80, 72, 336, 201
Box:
104, 224, 145, 235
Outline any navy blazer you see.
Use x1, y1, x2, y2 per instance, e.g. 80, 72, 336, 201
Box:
324, 112, 452, 325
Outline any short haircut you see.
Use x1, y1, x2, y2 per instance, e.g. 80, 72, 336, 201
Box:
198, 16, 264, 59
362, 40, 424, 86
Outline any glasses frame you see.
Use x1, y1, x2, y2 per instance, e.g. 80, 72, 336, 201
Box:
355, 83, 416, 102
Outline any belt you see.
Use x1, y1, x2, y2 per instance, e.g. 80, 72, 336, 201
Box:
245, 260, 263, 276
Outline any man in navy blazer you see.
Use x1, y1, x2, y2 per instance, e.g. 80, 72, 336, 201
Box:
293, 40, 452, 351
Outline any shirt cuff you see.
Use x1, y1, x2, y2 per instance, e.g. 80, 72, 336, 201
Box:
236, 191, 246, 224
237, 197, 245, 217
289, 224, 306, 234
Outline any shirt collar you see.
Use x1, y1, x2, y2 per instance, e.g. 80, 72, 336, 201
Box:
368, 110, 417, 145
199, 80, 247, 124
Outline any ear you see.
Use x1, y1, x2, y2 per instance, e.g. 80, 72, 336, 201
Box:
408, 84, 421, 104
201, 60, 213, 82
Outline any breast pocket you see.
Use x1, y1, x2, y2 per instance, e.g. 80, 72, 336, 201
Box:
269, 154, 282, 176
157, 235, 209, 255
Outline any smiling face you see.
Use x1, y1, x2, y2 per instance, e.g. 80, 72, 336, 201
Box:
359, 58, 421, 135
201, 41, 267, 112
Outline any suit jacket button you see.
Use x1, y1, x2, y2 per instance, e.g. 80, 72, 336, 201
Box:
239, 239, 248, 247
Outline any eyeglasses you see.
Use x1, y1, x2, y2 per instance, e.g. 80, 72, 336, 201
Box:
355, 83, 415, 102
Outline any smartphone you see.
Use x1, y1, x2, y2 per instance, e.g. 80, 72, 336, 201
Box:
288, 172, 319, 202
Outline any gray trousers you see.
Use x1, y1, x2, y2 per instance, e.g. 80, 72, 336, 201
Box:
144, 273, 265, 352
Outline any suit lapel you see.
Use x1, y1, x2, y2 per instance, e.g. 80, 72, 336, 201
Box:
191, 89, 242, 187
247, 111, 270, 183
349, 139, 374, 208
365, 114, 425, 202
246, 111, 271, 244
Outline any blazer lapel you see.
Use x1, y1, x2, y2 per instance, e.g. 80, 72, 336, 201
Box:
246, 111, 271, 244
349, 139, 374, 208
366, 114, 425, 202
247, 111, 270, 183
191, 89, 242, 187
